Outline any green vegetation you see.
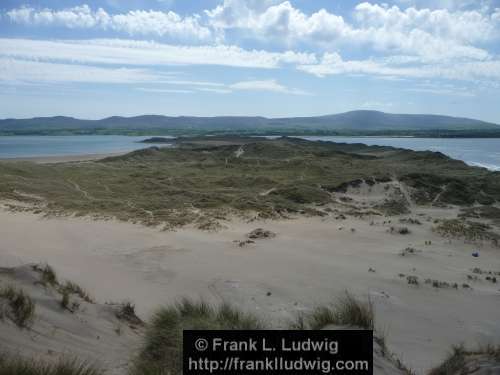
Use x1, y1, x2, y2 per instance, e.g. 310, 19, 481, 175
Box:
0, 290, 413, 375
32, 264, 58, 286
0, 354, 103, 375
459, 206, 500, 224
306, 292, 374, 330
60, 281, 93, 304
1, 137, 498, 228
132, 294, 376, 374
433, 219, 499, 244
1, 111, 499, 137
115, 301, 143, 326
376, 199, 410, 216
429, 345, 500, 375
0, 285, 35, 328
32, 264, 94, 304
60, 290, 70, 310
131, 298, 263, 375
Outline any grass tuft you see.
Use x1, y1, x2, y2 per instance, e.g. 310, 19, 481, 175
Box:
429, 344, 500, 375
0, 285, 35, 328
32, 264, 58, 286
307, 292, 374, 330
428, 345, 468, 375
308, 306, 339, 330
33, 263, 94, 304
60, 281, 93, 304
60, 290, 70, 310
131, 298, 263, 375
115, 300, 143, 326
0, 353, 103, 375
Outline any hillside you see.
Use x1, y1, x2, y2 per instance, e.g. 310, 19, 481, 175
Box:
1, 111, 499, 136
1, 136, 499, 228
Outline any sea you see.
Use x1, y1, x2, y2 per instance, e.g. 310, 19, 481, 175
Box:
0, 135, 499, 171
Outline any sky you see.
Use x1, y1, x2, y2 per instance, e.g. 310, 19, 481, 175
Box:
1, 0, 500, 122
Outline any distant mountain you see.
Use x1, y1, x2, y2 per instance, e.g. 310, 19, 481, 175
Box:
1, 111, 499, 136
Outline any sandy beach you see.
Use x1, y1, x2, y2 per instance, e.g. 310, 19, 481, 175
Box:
1, 202, 499, 373
0, 152, 127, 164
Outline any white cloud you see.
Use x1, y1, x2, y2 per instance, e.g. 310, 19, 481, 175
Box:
0, 38, 316, 69
137, 87, 193, 94
354, 2, 495, 45
7, 5, 211, 42
205, 0, 498, 61
2, 1, 500, 89
298, 52, 500, 82
141, 79, 309, 95
361, 100, 394, 108
2, 37, 499, 86
0, 54, 309, 95
229, 79, 310, 95
206, 1, 352, 46
197, 87, 232, 94
8, 2, 499, 61
5, 2, 500, 63
493, 8, 500, 21
161, 80, 226, 87
404, 87, 475, 97
0, 58, 160, 84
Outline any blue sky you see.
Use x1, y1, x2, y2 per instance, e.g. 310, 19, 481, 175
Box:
1, 0, 500, 122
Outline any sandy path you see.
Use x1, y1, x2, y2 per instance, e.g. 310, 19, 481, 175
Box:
1, 208, 499, 373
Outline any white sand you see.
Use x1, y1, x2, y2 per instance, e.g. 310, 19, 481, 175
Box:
1, 206, 499, 374
0, 265, 143, 375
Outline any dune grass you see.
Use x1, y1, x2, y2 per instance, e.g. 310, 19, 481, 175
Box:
1, 137, 498, 228
32, 264, 94, 304
131, 294, 375, 374
32, 264, 58, 287
60, 281, 93, 304
433, 219, 499, 244
306, 292, 374, 330
131, 298, 263, 375
114, 300, 143, 326
0, 353, 103, 375
429, 344, 500, 375
0, 285, 35, 328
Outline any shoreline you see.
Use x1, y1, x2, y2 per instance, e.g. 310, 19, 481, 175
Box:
0, 151, 127, 163
1, 136, 500, 170
2, 151, 499, 170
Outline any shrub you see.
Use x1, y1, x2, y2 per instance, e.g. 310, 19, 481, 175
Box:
398, 227, 410, 235
433, 219, 498, 242
407, 276, 419, 285
400, 247, 418, 256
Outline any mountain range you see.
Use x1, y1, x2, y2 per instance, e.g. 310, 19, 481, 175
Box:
1, 110, 499, 137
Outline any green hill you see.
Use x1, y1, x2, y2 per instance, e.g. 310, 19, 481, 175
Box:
1, 111, 499, 137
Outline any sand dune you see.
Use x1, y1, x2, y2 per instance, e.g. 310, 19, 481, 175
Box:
1, 203, 499, 373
